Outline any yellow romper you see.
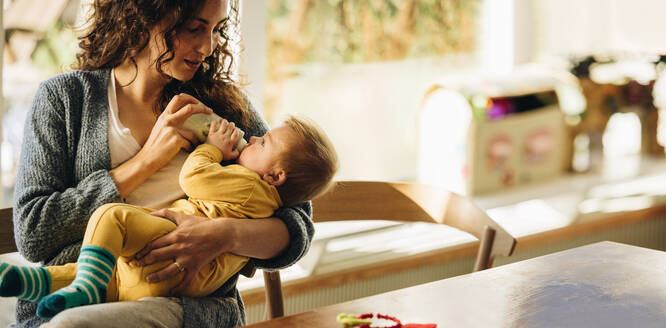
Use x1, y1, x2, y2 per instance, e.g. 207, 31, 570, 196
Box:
45, 144, 282, 300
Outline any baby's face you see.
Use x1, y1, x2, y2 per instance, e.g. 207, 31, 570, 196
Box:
237, 125, 295, 176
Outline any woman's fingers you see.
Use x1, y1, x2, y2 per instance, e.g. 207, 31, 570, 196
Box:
145, 261, 185, 283
133, 212, 220, 288
138, 94, 209, 169
162, 94, 213, 133
164, 94, 199, 114
134, 232, 172, 260
171, 270, 196, 295
135, 242, 179, 266
145, 261, 197, 293
150, 208, 184, 225
135, 209, 196, 263
178, 129, 198, 151
170, 103, 213, 123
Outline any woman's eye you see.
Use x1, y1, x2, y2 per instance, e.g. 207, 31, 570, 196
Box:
187, 26, 202, 33
261, 139, 265, 146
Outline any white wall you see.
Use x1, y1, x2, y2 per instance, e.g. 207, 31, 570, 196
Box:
612, 0, 666, 53
239, 0, 268, 112
513, 0, 537, 65
530, 0, 666, 59
478, 0, 515, 73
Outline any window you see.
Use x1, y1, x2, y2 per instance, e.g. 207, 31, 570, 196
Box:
259, 0, 481, 181
1, 0, 80, 206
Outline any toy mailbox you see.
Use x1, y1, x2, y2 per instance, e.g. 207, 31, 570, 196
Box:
418, 67, 576, 195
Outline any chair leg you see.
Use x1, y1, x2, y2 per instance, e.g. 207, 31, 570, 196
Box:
473, 225, 496, 272
263, 270, 284, 320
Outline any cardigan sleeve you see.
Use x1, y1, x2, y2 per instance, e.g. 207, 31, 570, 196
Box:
13, 80, 121, 263
252, 202, 313, 269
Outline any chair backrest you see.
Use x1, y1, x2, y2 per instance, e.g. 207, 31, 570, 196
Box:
261, 180, 516, 320
0, 207, 16, 254
312, 181, 516, 269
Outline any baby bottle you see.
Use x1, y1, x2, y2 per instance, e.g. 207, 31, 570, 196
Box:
184, 113, 248, 151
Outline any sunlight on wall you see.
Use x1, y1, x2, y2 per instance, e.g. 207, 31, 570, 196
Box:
603, 112, 641, 158
418, 88, 472, 194
270, 58, 476, 181
478, 0, 514, 74
600, 112, 642, 181
652, 75, 666, 147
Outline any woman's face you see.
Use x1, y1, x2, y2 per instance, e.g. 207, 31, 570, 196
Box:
149, 0, 230, 82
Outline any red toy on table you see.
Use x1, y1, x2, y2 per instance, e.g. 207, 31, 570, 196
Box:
336, 313, 437, 328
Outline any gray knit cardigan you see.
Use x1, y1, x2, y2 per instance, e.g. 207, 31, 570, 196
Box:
12, 69, 314, 328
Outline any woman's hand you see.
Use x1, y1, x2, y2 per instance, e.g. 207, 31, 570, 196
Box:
137, 93, 213, 172
134, 209, 234, 295
111, 93, 213, 197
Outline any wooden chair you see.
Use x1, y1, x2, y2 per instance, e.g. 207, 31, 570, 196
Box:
0, 181, 517, 321
262, 180, 517, 319
0, 208, 15, 255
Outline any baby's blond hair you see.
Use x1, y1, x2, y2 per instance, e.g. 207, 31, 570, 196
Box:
276, 116, 338, 206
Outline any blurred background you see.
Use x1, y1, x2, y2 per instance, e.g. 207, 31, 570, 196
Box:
2, 0, 666, 205
4, 0, 666, 325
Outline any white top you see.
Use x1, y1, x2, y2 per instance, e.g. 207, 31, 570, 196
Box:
107, 70, 187, 209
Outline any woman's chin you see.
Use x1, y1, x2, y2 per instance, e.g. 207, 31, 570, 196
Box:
169, 70, 197, 83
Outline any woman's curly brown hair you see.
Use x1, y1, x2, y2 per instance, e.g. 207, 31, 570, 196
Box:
74, 0, 248, 125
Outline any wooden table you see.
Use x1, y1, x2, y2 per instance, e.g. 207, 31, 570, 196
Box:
243, 241, 666, 327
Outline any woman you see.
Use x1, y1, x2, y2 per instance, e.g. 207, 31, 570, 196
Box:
13, 1, 313, 327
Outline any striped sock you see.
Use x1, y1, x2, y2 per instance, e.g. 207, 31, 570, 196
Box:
37, 245, 115, 318
0, 262, 51, 301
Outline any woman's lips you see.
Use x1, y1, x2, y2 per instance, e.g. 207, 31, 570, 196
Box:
184, 59, 200, 70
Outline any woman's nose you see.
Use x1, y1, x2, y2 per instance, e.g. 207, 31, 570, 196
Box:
198, 32, 215, 57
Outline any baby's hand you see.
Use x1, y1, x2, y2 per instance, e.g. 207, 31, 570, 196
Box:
205, 119, 240, 160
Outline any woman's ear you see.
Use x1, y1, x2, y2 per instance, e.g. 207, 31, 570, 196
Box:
263, 169, 286, 186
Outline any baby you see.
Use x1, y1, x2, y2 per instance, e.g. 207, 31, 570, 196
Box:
0, 115, 338, 318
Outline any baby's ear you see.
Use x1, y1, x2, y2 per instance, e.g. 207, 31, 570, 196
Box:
263, 169, 286, 186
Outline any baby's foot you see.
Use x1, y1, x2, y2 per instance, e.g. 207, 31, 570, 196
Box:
0, 262, 50, 301
37, 245, 115, 318
37, 283, 107, 318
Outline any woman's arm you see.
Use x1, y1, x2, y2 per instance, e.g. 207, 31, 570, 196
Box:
14, 81, 121, 263
251, 202, 313, 269
135, 209, 289, 292
110, 94, 212, 197
226, 217, 290, 259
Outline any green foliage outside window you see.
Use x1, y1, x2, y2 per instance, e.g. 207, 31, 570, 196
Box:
31, 22, 79, 74
264, 0, 480, 118
267, 0, 479, 65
